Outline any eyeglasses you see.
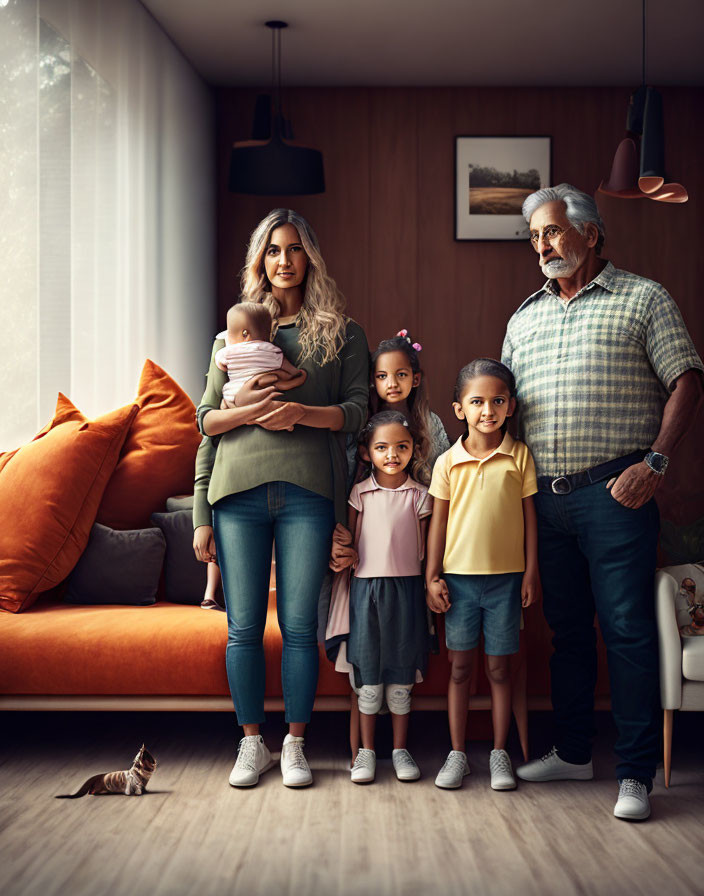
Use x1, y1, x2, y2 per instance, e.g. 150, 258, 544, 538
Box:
529, 224, 574, 248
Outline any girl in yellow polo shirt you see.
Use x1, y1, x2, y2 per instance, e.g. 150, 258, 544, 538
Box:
426, 358, 539, 792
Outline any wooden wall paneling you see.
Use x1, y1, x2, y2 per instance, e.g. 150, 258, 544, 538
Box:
284, 88, 372, 329
216, 87, 274, 322
367, 89, 420, 351
416, 88, 459, 429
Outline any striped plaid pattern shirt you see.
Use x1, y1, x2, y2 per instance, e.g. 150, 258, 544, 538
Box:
501, 262, 703, 478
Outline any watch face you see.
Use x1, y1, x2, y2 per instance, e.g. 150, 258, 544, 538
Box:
647, 452, 667, 474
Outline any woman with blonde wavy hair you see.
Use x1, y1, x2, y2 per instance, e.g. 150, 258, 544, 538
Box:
192, 209, 369, 789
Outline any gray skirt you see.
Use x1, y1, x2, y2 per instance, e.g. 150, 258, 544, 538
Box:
347, 575, 429, 688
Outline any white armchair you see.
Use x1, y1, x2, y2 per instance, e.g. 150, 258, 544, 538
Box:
655, 567, 704, 787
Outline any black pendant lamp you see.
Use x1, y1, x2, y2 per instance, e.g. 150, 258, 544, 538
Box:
598, 0, 687, 203
229, 21, 325, 196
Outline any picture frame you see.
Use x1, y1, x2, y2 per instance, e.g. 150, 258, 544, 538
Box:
454, 136, 552, 241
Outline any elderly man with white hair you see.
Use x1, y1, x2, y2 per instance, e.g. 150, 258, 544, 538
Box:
502, 183, 703, 820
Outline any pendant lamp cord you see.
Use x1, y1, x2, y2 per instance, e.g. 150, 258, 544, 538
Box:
642, 0, 646, 86
268, 21, 285, 134
271, 26, 276, 105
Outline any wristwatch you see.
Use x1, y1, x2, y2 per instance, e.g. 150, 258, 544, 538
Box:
644, 450, 669, 475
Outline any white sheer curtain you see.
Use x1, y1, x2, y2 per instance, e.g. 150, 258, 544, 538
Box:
0, 0, 215, 450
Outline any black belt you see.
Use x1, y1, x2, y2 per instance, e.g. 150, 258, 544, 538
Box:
537, 450, 648, 495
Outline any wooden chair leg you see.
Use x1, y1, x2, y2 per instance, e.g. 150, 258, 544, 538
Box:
349, 692, 360, 767
663, 709, 673, 788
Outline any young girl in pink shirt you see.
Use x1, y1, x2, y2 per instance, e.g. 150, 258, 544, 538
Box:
329, 410, 433, 784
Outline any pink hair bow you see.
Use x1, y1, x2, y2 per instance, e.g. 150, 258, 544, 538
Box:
396, 329, 422, 352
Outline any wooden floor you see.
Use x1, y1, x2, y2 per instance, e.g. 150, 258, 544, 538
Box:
1, 710, 703, 896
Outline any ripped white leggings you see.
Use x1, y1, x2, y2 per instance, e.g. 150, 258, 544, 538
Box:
351, 679, 414, 715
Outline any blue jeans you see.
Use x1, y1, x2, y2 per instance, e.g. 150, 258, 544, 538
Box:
535, 482, 660, 785
213, 483, 335, 726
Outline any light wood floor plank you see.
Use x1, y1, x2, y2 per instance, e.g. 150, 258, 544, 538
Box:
1, 711, 702, 896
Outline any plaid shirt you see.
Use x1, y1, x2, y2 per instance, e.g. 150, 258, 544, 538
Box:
502, 262, 703, 477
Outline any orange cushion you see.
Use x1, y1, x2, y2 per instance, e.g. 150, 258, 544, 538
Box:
0, 586, 350, 698
0, 589, 449, 697
0, 395, 138, 613
96, 360, 202, 530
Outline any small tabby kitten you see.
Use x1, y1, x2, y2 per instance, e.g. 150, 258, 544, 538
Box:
56, 744, 157, 798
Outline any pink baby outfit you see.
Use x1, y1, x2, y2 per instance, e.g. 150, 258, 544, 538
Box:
214, 338, 284, 407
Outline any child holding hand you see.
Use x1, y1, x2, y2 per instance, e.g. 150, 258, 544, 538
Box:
329, 411, 432, 784
426, 359, 540, 791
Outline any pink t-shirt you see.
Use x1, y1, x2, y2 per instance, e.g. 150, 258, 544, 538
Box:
349, 475, 433, 579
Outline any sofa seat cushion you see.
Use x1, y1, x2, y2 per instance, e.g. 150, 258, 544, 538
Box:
682, 635, 704, 682
0, 589, 352, 697
0, 594, 457, 698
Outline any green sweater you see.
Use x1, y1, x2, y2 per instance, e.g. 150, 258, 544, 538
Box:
193, 319, 370, 529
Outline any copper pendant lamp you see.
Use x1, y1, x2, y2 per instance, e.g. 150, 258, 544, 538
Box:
229, 21, 325, 196
598, 0, 687, 203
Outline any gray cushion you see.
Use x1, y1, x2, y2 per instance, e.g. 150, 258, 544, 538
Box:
166, 494, 194, 512
65, 523, 166, 605
150, 510, 206, 604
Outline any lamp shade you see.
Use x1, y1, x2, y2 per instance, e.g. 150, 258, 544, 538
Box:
251, 94, 272, 140
639, 87, 665, 193
637, 87, 688, 202
229, 133, 325, 195
626, 86, 647, 135
598, 137, 645, 198
230, 21, 325, 196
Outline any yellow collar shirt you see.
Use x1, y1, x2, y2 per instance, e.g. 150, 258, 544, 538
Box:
429, 433, 537, 575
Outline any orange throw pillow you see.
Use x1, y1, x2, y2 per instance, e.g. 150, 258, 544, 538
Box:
96, 360, 202, 530
0, 395, 139, 613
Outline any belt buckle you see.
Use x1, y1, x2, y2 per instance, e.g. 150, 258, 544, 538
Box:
551, 476, 572, 495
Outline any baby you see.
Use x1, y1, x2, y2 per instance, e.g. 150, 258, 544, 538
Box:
215, 301, 306, 408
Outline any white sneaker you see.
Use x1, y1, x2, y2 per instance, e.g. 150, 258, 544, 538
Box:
614, 779, 651, 821
351, 748, 376, 784
229, 735, 275, 787
489, 749, 516, 791
516, 747, 593, 782
435, 750, 470, 789
280, 734, 313, 787
392, 748, 420, 782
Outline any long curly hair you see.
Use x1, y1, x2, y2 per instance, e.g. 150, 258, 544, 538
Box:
370, 334, 432, 485
357, 410, 427, 485
240, 209, 347, 365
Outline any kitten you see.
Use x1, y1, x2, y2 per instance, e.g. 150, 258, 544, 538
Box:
56, 744, 157, 798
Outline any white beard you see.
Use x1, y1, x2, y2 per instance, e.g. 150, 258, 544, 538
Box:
540, 248, 583, 279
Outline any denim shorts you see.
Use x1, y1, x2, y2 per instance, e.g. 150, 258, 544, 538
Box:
444, 572, 522, 655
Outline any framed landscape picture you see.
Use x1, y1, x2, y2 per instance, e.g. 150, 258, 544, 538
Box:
455, 136, 552, 241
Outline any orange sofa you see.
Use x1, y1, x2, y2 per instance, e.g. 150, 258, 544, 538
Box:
0, 563, 611, 718
0, 567, 449, 712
